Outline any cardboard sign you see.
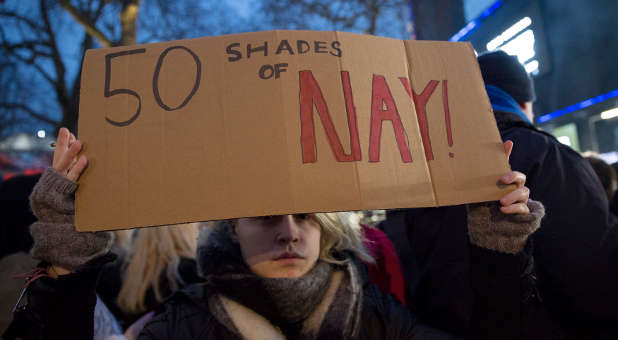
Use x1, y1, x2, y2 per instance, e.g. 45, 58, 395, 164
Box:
75, 30, 511, 231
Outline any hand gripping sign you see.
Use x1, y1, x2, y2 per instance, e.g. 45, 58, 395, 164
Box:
75, 30, 511, 231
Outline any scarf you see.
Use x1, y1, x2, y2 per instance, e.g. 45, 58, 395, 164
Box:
485, 84, 532, 124
197, 221, 363, 339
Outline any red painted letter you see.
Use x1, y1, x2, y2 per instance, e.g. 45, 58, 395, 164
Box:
299, 70, 361, 163
399, 78, 439, 161
369, 75, 413, 163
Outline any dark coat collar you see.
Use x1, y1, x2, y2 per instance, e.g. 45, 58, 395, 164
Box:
494, 110, 537, 131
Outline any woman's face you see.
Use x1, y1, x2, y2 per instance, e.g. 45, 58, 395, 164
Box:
235, 214, 321, 278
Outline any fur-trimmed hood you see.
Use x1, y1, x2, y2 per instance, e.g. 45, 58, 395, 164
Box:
196, 220, 247, 278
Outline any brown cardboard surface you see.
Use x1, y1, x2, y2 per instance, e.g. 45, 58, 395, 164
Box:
76, 30, 512, 231
403, 41, 510, 205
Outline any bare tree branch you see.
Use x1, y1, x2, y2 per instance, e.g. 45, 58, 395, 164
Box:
59, 0, 114, 47
1, 40, 53, 58
119, 0, 141, 45
4, 52, 55, 84
0, 103, 61, 126
1, 0, 246, 134
261, 0, 407, 36
366, 0, 380, 34
40, 0, 67, 96
0, 10, 46, 32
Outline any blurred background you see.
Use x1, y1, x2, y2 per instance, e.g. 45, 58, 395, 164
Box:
1, 0, 617, 195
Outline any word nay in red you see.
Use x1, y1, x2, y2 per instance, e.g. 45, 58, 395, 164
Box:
299, 70, 452, 163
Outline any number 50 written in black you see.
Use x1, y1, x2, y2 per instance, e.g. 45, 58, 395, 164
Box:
104, 46, 202, 127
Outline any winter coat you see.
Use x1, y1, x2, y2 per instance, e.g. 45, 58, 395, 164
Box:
137, 201, 544, 340
0, 252, 38, 333
362, 225, 407, 305
497, 111, 618, 337
0, 174, 40, 259
96, 255, 202, 329
3, 255, 116, 340
3, 253, 457, 340
137, 260, 456, 340
380, 110, 618, 338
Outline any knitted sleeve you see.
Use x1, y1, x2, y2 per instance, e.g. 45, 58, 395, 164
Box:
467, 200, 544, 254
29, 167, 113, 271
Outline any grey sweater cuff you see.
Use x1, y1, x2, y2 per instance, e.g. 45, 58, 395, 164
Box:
29, 168, 78, 220
467, 200, 545, 254
29, 167, 113, 271
30, 222, 114, 271
38, 167, 78, 195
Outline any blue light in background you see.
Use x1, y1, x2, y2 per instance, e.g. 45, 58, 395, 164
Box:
449, 0, 503, 42
537, 89, 618, 124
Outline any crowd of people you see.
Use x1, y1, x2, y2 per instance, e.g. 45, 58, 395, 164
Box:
1, 51, 617, 340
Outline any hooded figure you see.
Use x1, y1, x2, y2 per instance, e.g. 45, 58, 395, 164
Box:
380, 51, 618, 339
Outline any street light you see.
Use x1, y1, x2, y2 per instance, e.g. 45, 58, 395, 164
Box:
600, 108, 618, 120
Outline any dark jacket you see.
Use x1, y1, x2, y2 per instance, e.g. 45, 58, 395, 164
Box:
380, 110, 618, 338
137, 260, 455, 340
0, 252, 39, 333
0, 174, 40, 259
3, 255, 115, 340
497, 111, 618, 337
96, 255, 201, 329
2, 254, 203, 340
4, 254, 456, 340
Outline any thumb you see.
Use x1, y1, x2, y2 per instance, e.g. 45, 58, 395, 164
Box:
503, 140, 514, 161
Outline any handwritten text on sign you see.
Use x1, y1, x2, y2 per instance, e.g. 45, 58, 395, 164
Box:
102, 41, 453, 163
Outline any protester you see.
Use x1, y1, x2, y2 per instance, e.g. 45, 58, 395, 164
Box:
0, 145, 204, 338
381, 50, 618, 338
3, 127, 543, 339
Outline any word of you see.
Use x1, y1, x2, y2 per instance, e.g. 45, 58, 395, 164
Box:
259, 63, 289, 79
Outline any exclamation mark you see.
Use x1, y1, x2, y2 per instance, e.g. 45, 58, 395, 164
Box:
442, 80, 454, 158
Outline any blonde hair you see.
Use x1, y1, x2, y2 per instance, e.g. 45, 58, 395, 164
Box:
112, 230, 134, 253
116, 223, 200, 314
312, 213, 374, 264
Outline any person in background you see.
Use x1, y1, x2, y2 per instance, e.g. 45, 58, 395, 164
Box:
611, 162, 618, 216
1, 134, 204, 339
380, 50, 618, 339
0, 174, 40, 259
4, 127, 542, 339
340, 212, 407, 305
0, 251, 39, 334
0, 170, 133, 336
97, 223, 203, 329
0, 174, 41, 333
4, 220, 203, 340
479, 51, 617, 338
582, 153, 617, 203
